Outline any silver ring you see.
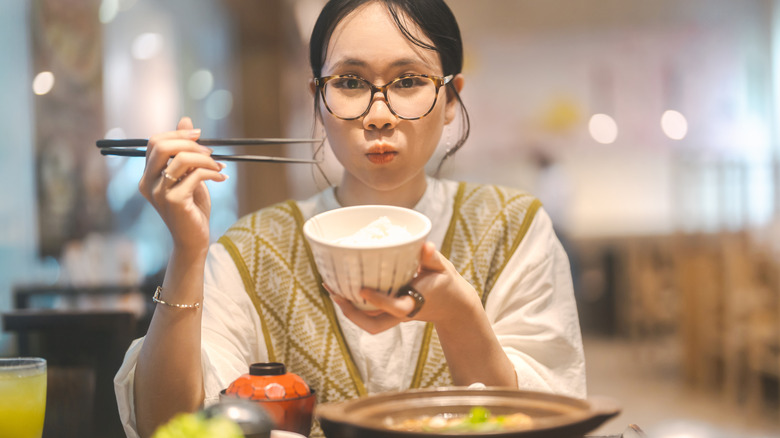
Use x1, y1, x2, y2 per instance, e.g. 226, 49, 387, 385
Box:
396, 285, 425, 318
161, 170, 179, 184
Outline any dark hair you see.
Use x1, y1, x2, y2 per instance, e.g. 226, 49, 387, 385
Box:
309, 0, 470, 174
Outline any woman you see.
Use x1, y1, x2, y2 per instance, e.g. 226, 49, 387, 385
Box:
115, 1, 586, 437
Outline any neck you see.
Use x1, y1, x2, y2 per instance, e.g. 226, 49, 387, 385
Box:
336, 173, 428, 209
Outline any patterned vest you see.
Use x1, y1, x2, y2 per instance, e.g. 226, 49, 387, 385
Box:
219, 182, 540, 435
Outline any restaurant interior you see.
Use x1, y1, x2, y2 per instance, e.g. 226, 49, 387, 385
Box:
1, 0, 780, 437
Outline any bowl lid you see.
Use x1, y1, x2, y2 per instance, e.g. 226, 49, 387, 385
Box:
251, 362, 286, 376
226, 363, 311, 400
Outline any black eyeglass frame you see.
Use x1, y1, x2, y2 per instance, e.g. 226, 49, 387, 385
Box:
314, 74, 454, 121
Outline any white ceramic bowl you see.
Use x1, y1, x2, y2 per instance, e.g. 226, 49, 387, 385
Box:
303, 205, 432, 310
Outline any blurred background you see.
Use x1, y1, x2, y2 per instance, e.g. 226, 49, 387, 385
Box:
1, 0, 779, 437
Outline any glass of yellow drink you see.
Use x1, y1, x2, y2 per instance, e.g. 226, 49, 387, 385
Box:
0, 358, 47, 438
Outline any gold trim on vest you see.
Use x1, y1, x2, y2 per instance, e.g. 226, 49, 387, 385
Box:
220, 201, 367, 406
411, 182, 540, 389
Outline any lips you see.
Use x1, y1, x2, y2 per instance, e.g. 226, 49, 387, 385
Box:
366, 143, 398, 164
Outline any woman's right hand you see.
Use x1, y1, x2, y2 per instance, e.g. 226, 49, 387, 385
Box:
138, 116, 228, 253
135, 115, 221, 436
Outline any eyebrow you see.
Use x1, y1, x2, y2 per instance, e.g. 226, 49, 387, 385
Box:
329, 57, 435, 72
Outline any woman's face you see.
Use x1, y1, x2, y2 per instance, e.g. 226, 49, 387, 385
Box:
318, 2, 462, 202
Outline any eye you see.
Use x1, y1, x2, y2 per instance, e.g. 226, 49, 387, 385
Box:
331, 77, 367, 90
395, 76, 426, 89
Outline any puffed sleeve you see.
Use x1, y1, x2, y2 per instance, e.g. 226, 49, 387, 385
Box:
114, 242, 268, 437
483, 207, 587, 399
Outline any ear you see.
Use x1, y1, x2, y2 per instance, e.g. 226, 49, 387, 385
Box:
444, 74, 464, 125
309, 78, 317, 96
309, 79, 324, 123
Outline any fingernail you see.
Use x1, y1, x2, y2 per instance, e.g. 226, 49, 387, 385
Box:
201, 146, 213, 154
188, 129, 201, 139
219, 162, 227, 169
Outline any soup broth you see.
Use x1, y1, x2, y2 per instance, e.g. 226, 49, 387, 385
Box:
387, 406, 533, 434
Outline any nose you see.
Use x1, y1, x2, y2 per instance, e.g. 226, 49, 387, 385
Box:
362, 91, 398, 131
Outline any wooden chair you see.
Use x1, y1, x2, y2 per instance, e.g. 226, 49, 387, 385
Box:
674, 233, 725, 391
625, 236, 677, 340
741, 247, 780, 416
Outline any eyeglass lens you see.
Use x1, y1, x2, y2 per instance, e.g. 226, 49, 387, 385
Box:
322, 76, 439, 119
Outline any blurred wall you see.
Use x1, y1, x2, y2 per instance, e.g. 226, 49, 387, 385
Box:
439, 0, 777, 238
99, 0, 239, 279
0, 0, 240, 355
0, 2, 53, 353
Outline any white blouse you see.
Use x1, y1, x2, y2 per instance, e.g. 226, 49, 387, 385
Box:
114, 177, 586, 437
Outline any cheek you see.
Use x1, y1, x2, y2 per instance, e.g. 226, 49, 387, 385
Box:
404, 118, 445, 161
420, 107, 447, 145
321, 115, 359, 164
323, 118, 357, 146
320, 104, 346, 140
427, 122, 445, 151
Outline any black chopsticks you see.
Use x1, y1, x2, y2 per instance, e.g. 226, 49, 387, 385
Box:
97, 138, 324, 164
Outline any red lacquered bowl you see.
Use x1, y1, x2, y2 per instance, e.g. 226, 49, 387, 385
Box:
221, 363, 316, 436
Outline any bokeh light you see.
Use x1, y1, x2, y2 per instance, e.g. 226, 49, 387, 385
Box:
588, 113, 618, 144
131, 33, 163, 60
104, 127, 127, 140
661, 110, 688, 140
204, 89, 233, 120
99, 0, 119, 24
32, 71, 55, 95
188, 69, 215, 100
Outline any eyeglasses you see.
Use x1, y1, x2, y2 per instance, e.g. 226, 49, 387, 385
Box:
314, 74, 453, 120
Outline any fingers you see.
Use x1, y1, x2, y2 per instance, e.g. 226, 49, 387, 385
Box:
323, 284, 383, 317
148, 120, 202, 154
325, 283, 417, 321
158, 164, 228, 195
161, 152, 223, 183
359, 288, 417, 320
177, 116, 194, 131
145, 133, 208, 176
153, 157, 226, 204
419, 241, 447, 272
362, 243, 452, 322
331, 293, 403, 334
139, 117, 213, 199
145, 117, 204, 169
159, 168, 227, 207
323, 283, 406, 333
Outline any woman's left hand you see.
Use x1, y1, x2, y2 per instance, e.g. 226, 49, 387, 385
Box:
329, 242, 482, 334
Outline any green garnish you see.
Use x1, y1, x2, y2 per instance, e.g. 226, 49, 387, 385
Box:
151, 412, 244, 438
466, 406, 491, 424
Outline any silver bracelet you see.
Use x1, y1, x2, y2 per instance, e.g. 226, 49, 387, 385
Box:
153, 286, 201, 309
